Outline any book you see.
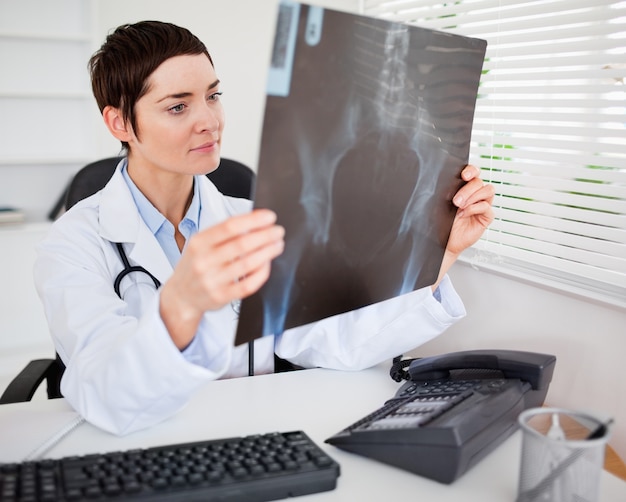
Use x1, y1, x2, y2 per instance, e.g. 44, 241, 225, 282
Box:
235, 1, 486, 345
0, 207, 25, 225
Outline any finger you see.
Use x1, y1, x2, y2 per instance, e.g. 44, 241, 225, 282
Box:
189, 209, 280, 264
457, 200, 494, 225
223, 230, 285, 284
211, 223, 285, 273
206, 209, 278, 247
220, 240, 284, 303
232, 262, 273, 298
467, 181, 495, 204
461, 164, 480, 181
453, 177, 489, 208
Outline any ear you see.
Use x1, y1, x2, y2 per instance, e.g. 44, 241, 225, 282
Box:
102, 106, 133, 143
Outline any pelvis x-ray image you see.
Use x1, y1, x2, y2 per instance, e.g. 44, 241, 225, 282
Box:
235, 2, 486, 345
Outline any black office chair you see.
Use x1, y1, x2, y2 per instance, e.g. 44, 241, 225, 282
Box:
0, 156, 259, 404
47, 156, 255, 218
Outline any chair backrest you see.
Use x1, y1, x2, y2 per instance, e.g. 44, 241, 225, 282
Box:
65, 156, 255, 210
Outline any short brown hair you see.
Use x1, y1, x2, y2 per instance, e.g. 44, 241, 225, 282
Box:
89, 20, 213, 150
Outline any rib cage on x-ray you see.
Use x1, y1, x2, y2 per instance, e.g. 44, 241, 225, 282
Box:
235, 3, 486, 345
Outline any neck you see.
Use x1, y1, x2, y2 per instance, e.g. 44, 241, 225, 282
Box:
126, 161, 194, 227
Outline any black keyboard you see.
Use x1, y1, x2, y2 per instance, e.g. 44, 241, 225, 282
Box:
0, 431, 340, 502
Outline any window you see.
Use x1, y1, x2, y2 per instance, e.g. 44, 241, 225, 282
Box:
362, 0, 626, 307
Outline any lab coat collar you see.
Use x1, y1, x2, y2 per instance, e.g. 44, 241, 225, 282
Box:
98, 160, 173, 285
197, 173, 247, 229
97, 162, 244, 286
198, 176, 222, 229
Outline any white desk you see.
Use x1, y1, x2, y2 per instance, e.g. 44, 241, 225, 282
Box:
1, 365, 625, 501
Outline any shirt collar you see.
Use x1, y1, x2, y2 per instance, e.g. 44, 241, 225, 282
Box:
121, 159, 201, 235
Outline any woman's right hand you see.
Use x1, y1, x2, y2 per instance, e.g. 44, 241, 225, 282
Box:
159, 209, 285, 349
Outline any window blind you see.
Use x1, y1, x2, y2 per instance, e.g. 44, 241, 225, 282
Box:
362, 0, 626, 307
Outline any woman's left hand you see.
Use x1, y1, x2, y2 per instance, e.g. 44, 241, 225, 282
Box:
446, 164, 495, 257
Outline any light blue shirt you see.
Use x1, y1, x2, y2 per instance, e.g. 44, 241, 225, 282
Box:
121, 161, 201, 268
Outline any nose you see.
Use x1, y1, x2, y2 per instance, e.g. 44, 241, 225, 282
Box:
197, 103, 221, 133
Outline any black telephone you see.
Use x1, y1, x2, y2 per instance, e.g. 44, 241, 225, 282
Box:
326, 349, 556, 484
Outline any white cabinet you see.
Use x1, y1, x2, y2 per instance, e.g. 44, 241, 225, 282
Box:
0, 0, 102, 222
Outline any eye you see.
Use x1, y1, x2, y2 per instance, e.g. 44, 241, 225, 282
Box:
208, 91, 223, 102
168, 103, 186, 114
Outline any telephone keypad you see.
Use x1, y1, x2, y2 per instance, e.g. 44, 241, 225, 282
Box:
363, 379, 510, 431
398, 379, 482, 398
364, 391, 472, 431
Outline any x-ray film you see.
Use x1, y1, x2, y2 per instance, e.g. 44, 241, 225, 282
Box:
235, 1, 486, 345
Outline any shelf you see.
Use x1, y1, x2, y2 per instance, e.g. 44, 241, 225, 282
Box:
0, 157, 95, 167
0, 221, 52, 234
0, 31, 91, 43
0, 91, 92, 100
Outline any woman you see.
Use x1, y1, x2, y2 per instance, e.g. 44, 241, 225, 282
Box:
34, 21, 494, 435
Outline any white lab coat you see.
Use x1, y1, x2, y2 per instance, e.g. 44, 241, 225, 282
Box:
34, 164, 466, 435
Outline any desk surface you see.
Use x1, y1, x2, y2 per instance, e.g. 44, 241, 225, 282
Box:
1, 365, 625, 501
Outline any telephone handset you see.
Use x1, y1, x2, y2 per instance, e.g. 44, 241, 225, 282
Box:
395, 349, 554, 400
326, 349, 556, 484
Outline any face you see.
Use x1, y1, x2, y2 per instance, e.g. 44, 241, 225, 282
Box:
125, 54, 225, 177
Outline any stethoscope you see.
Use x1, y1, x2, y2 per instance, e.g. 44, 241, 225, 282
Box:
112, 242, 254, 375
113, 243, 161, 298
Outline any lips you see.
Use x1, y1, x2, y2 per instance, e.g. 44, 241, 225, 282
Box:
191, 140, 218, 152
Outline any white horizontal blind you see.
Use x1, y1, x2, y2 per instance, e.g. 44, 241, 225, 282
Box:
362, 0, 626, 306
